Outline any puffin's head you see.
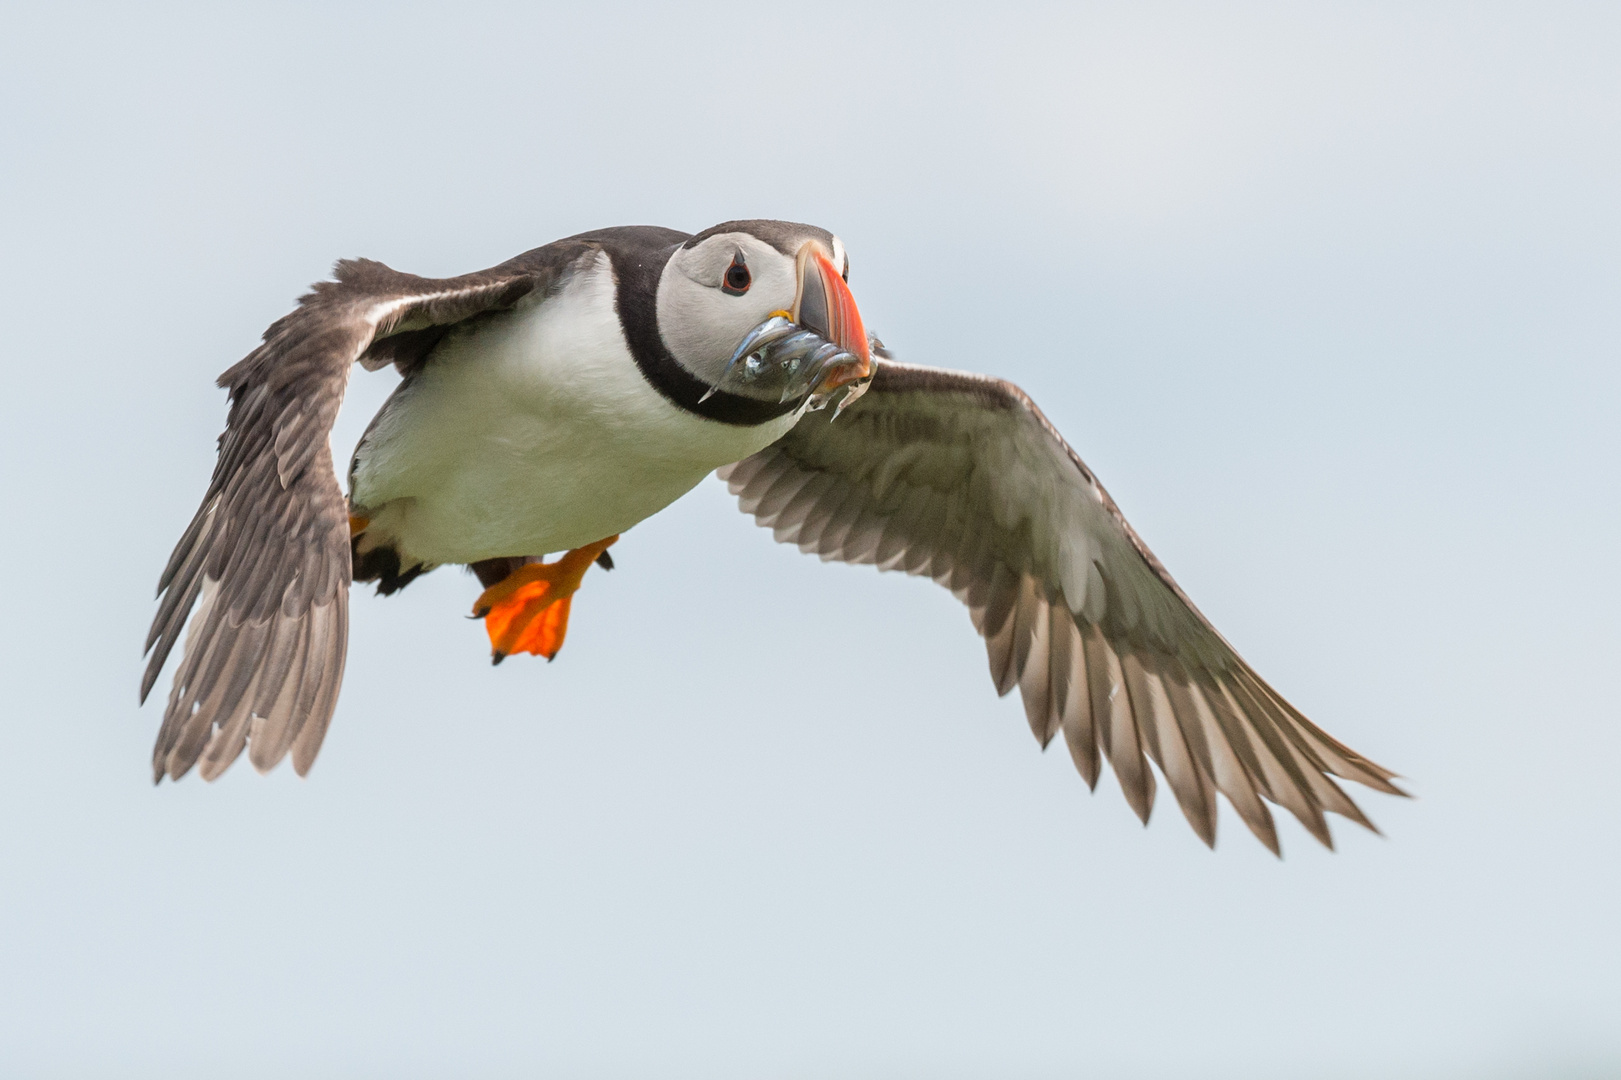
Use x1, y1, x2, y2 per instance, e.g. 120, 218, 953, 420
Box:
656, 219, 871, 402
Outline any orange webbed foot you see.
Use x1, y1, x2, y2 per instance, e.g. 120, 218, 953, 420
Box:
473, 536, 617, 663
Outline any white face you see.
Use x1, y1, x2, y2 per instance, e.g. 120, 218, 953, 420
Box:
655, 229, 847, 386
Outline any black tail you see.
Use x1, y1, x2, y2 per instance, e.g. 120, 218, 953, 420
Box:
351, 536, 431, 596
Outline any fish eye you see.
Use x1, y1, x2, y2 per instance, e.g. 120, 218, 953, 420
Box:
722, 252, 751, 295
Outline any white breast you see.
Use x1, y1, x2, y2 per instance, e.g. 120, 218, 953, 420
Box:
349, 251, 797, 565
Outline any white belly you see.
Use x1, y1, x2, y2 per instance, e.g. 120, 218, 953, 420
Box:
349, 253, 796, 564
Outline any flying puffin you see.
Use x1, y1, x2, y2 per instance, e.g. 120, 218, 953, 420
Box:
142, 219, 1403, 854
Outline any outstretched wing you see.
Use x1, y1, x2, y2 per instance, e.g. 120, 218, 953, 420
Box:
720, 361, 1404, 853
142, 251, 572, 783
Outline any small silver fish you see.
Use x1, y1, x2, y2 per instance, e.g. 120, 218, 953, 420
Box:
702, 315, 880, 419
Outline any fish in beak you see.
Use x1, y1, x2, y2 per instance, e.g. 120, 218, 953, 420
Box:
708, 242, 877, 416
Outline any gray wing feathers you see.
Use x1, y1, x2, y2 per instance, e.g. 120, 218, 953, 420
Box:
142, 256, 548, 782
721, 360, 1404, 854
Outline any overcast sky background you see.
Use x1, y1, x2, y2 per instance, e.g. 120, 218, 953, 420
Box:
2, 3, 1618, 1077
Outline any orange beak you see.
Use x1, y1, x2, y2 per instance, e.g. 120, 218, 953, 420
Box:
792, 244, 871, 391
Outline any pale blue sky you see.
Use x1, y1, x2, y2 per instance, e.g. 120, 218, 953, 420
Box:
2, 3, 1618, 1077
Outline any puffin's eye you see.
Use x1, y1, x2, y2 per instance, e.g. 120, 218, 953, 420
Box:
722, 253, 751, 295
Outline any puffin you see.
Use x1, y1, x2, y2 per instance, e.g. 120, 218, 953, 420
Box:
142, 219, 1404, 854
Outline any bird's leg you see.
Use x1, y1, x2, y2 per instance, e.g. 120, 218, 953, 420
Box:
472, 535, 618, 664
